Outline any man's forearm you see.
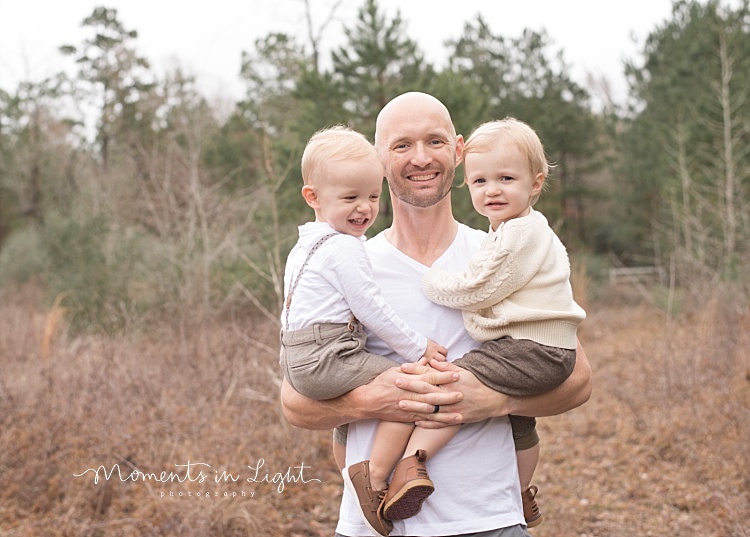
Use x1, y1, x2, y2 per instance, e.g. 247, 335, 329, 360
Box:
280, 378, 359, 430
280, 365, 464, 430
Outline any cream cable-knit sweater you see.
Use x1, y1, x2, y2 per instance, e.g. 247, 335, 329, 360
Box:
422, 209, 585, 349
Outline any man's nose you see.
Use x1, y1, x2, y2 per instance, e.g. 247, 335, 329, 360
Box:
410, 143, 432, 167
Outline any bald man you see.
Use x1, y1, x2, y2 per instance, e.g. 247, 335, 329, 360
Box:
281, 92, 592, 537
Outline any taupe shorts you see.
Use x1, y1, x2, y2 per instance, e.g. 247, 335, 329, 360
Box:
455, 336, 576, 451
280, 320, 397, 401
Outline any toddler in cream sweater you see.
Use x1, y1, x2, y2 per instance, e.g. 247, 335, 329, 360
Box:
422, 118, 586, 528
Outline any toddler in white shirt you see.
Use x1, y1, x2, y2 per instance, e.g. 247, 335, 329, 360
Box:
280, 126, 454, 536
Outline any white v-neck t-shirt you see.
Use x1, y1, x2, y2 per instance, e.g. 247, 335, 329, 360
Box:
336, 223, 525, 537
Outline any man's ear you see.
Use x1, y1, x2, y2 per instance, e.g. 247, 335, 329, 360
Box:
455, 134, 465, 165
301, 185, 318, 208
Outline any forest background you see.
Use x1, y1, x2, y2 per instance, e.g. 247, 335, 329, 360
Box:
0, 0, 748, 536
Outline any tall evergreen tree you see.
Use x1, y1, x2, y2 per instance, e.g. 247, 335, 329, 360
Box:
0, 75, 75, 236
330, 0, 427, 136
623, 0, 750, 282
60, 7, 155, 171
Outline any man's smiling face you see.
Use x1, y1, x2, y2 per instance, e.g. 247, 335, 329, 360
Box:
376, 94, 463, 209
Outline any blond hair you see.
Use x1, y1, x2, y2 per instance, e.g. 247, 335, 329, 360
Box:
463, 118, 551, 205
301, 126, 380, 186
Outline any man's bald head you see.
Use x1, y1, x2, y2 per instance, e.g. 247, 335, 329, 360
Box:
375, 92, 456, 151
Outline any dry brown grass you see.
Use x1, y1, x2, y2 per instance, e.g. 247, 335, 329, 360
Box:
1, 283, 748, 536
534, 287, 750, 537
0, 284, 341, 537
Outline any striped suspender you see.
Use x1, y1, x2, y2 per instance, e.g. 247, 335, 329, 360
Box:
284, 233, 337, 330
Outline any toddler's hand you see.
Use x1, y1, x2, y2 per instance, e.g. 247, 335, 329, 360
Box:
424, 339, 448, 362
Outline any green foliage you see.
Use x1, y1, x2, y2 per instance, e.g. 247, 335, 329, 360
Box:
239, 33, 307, 130
0, 225, 47, 284
294, 68, 352, 136
330, 0, 429, 134
60, 6, 156, 169
621, 0, 750, 283
40, 214, 140, 334
445, 15, 510, 110
424, 69, 490, 141
0, 75, 80, 245
2, 0, 748, 326
0, 184, 21, 246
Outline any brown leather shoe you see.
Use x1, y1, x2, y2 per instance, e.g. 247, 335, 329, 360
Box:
342, 461, 393, 537
522, 485, 543, 528
382, 449, 434, 521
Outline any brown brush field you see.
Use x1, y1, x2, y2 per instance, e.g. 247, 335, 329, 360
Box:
1, 283, 748, 536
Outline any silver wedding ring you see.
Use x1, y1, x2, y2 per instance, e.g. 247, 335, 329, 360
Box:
433, 405, 440, 414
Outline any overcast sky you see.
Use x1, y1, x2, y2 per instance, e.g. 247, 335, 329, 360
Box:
0, 0, 676, 107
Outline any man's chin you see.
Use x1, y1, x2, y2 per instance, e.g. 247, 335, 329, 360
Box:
389, 179, 453, 209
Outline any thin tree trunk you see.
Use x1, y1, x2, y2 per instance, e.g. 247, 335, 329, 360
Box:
717, 26, 737, 275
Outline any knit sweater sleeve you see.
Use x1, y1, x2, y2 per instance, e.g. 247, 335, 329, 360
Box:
423, 212, 557, 313
422, 233, 520, 312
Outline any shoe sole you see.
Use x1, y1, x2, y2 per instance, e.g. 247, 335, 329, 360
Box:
342, 468, 390, 537
382, 480, 434, 521
526, 513, 543, 528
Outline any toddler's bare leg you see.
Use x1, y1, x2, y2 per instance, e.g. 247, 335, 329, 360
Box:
368, 421, 414, 491
403, 424, 460, 461
516, 442, 540, 490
